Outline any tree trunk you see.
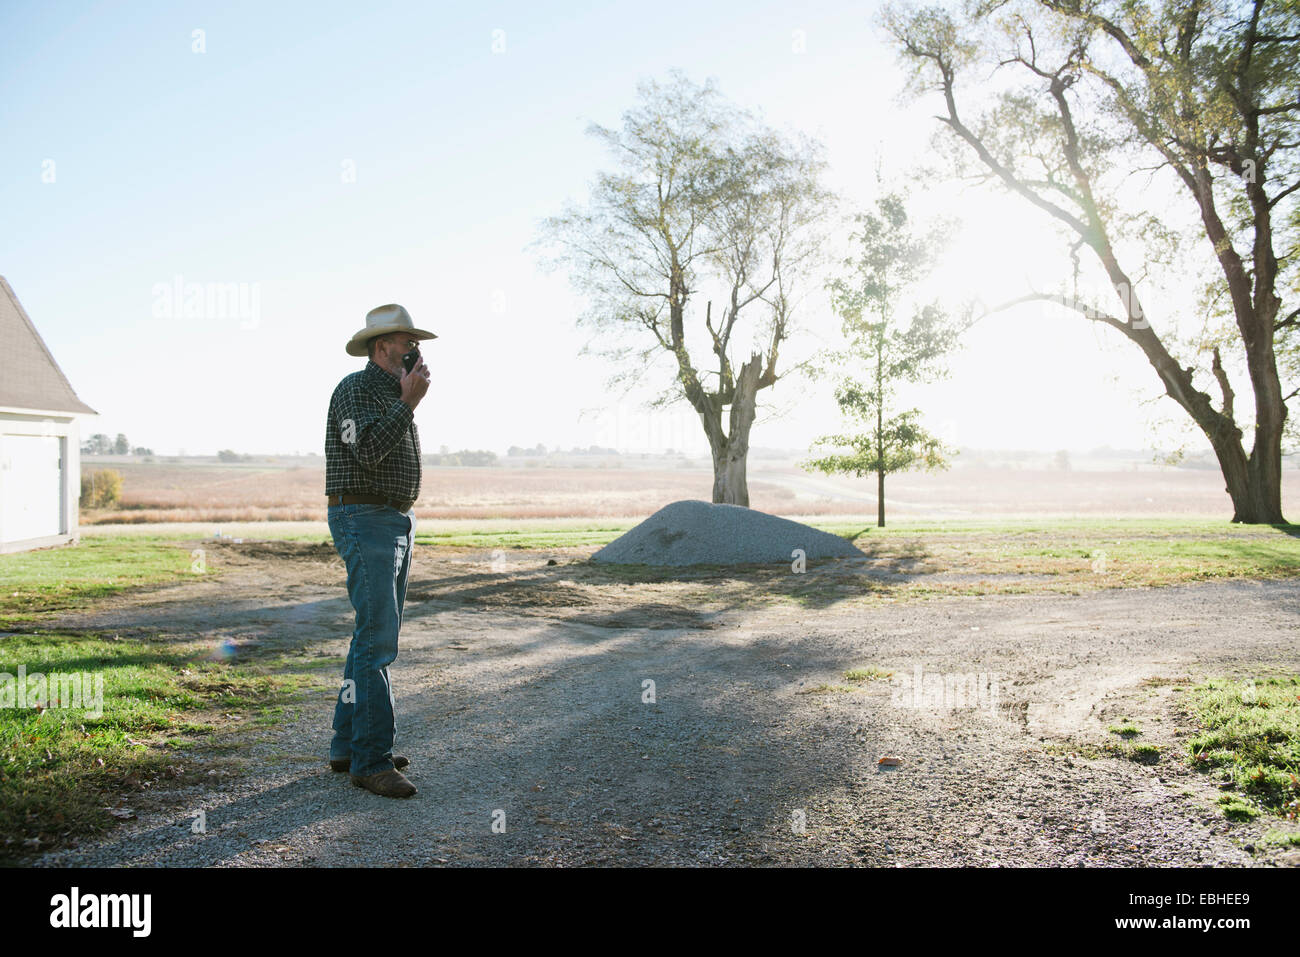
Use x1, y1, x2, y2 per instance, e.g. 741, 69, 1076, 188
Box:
1204, 427, 1284, 524
711, 443, 750, 506
876, 334, 886, 528
704, 353, 763, 506
1167, 341, 1286, 524
1240, 342, 1287, 524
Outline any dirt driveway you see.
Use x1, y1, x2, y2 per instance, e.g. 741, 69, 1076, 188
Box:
32, 540, 1300, 867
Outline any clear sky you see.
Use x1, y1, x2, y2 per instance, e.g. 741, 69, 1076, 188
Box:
1, 0, 1206, 457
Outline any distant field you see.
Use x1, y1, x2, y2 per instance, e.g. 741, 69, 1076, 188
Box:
77, 456, 1300, 524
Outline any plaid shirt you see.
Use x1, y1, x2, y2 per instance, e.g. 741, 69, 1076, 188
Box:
324, 360, 422, 506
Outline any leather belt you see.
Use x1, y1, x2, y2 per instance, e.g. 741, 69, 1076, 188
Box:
327, 493, 414, 512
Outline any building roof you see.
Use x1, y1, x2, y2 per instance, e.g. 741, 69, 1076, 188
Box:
0, 275, 96, 415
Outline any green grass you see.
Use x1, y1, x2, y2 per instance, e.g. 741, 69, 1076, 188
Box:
0, 631, 313, 862
1129, 743, 1162, 763
813, 516, 1300, 539
1217, 795, 1262, 821
820, 518, 1300, 573
0, 538, 214, 623
72, 517, 1300, 595
414, 516, 1300, 591
1186, 675, 1300, 819
415, 523, 637, 549
844, 667, 893, 682
1108, 722, 1142, 738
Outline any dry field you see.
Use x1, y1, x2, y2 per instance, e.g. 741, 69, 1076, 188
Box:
79, 457, 1300, 524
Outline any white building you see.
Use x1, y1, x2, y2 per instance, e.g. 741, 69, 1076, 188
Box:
0, 276, 96, 553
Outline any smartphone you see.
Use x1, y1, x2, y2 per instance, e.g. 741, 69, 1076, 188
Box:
401, 348, 420, 373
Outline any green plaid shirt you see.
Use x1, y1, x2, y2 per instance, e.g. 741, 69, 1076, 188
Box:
324, 360, 421, 505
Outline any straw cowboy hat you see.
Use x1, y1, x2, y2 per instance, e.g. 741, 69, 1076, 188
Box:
345, 303, 438, 356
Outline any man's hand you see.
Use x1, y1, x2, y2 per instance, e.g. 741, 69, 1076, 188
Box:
400, 358, 431, 409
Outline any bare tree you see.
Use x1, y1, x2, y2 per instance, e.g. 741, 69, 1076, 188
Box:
884, 0, 1298, 522
534, 71, 836, 505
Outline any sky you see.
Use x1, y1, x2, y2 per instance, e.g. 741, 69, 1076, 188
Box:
1, 0, 1209, 457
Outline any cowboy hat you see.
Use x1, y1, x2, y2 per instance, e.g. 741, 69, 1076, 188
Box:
345, 303, 438, 356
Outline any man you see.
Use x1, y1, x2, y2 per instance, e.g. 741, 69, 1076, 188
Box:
324, 303, 434, 798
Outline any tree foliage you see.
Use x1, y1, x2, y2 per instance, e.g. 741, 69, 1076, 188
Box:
805, 191, 966, 525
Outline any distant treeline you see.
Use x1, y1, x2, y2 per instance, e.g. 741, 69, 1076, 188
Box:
82, 433, 152, 456
424, 449, 499, 467
423, 445, 625, 466
506, 444, 620, 457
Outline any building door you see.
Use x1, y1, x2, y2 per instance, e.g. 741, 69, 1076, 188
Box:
1, 434, 63, 543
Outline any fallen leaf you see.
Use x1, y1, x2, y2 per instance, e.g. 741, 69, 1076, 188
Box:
878, 756, 902, 766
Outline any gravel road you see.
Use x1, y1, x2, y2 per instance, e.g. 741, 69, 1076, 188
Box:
31, 543, 1300, 867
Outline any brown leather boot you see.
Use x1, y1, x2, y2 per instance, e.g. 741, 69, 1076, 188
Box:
350, 768, 417, 798
330, 754, 409, 773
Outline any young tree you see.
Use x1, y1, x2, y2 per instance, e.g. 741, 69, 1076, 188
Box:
805, 192, 964, 527
882, 0, 1298, 522
535, 70, 836, 505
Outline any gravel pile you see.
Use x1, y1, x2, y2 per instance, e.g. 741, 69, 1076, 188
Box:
591, 499, 865, 566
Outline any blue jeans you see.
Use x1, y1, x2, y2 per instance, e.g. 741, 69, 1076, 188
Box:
327, 503, 415, 778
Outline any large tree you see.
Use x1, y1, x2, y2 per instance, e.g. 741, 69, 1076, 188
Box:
884, 0, 1298, 522
535, 70, 836, 505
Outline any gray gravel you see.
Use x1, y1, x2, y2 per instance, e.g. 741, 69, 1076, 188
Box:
28, 551, 1300, 868
591, 499, 865, 566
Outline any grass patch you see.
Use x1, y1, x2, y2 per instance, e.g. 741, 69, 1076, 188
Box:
1217, 795, 1262, 821
1108, 722, 1142, 738
795, 683, 860, 695
0, 538, 213, 623
1185, 675, 1300, 819
0, 631, 313, 862
844, 667, 893, 682
1262, 830, 1300, 847
1128, 743, 1162, 763
820, 518, 1300, 589
1141, 676, 1192, 688
415, 520, 637, 549
1041, 741, 1107, 760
